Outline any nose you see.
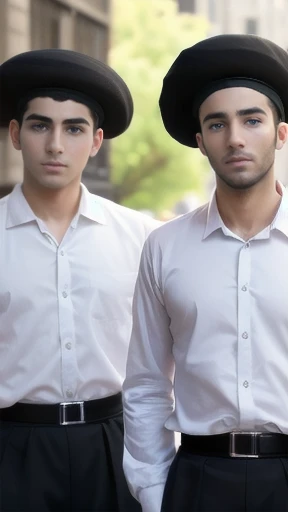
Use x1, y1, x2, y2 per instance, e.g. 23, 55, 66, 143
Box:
45, 128, 64, 155
227, 123, 245, 149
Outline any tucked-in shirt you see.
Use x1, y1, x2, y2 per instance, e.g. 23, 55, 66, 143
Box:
123, 182, 288, 512
0, 183, 158, 407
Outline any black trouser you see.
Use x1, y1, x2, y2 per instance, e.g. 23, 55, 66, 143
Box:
0, 413, 140, 512
161, 447, 288, 511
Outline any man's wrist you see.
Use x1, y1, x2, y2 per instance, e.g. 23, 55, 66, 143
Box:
139, 484, 165, 512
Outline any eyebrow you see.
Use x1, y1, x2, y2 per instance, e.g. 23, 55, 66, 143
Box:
202, 107, 268, 124
24, 113, 91, 126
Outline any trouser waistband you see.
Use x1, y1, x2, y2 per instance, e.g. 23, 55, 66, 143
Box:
0, 392, 123, 425
181, 432, 288, 458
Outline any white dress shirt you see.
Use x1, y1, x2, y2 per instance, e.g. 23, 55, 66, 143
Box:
0, 183, 158, 407
123, 182, 288, 512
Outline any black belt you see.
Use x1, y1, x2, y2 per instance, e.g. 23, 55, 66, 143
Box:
0, 392, 122, 425
181, 432, 288, 458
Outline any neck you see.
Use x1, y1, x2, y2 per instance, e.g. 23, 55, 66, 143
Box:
22, 179, 82, 223
215, 174, 281, 240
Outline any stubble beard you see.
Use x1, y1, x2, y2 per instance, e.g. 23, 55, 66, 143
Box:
203, 139, 277, 191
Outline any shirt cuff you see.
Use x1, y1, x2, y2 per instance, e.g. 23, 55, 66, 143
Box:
139, 484, 165, 512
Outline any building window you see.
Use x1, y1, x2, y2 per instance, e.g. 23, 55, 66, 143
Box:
31, 0, 63, 49
245, 18, 258, 35
177, 0, 196, 14
74, 14, 108, 61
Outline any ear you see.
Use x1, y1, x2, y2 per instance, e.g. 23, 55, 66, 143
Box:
90, 128, 104, 158
9, 119, 21, 150
196, 132, 207, 156
276, 122, 288, 150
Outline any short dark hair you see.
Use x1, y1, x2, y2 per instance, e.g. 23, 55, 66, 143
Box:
16, 90, 99, 132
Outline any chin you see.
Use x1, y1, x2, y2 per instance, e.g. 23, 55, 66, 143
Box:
217, 169, 266, 190
225, 176, 264, 190
229, 182, 256, 190
39, 181, 67, 190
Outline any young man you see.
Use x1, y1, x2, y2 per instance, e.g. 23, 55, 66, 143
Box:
123, 34, 288, 512
0, 49, 158, 511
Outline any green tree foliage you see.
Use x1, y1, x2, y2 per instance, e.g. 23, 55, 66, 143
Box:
109, 0, 209, 212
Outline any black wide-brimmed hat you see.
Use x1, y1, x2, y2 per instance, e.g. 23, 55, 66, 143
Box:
159, 34, 288, 147
0, 49, 133, 138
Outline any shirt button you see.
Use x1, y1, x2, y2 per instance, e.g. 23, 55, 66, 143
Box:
66, 390, 73, 398
243, 381, 249, 388
60, 250, 64, 256
65, 342, 72, 350
241, 285, 247, 292
242, 332, 248, 339
62, 291, 68, 298
245, 242, 250, 249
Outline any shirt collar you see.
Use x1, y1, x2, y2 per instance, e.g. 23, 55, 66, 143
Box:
6, 184, 37, 228
203, 181, 288, 240
6, 183, 107, 229
71, 183, 107, 227
203, 189, 224, 240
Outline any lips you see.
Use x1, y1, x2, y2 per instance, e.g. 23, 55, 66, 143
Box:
42, 162, 66, 167
225, 157, 251, 164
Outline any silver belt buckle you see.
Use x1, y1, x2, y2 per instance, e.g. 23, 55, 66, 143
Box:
229, 431, 261, 458
59, 401, 85, 425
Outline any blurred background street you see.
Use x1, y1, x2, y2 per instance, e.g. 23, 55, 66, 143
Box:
0, 0, 288, 219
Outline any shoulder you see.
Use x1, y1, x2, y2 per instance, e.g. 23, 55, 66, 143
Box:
146, 202, 209, 246
0, 193, 10, 208
90, 193, 161, 236
0, 193, 11, 217
0, 193, 11, 233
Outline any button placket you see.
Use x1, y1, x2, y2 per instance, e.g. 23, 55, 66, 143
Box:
57, 246, 77, 398
237, 242, 254, 426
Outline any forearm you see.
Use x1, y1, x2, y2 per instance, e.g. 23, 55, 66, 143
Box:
123, 377, 176, 511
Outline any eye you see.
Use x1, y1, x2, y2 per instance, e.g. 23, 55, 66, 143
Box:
246, 119, 261, 126
67, 126, 83, 134
209, 122, 224, 131
32, 123, 47, 132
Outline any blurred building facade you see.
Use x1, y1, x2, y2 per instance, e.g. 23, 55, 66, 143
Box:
177, 0, 288, 186
0, 0, 113, 198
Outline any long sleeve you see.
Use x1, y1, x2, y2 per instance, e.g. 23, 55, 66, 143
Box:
123, 234, 176, 512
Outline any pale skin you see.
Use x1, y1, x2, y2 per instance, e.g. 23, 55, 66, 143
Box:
9, 97, 103, 243
196, 87, 288, 241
